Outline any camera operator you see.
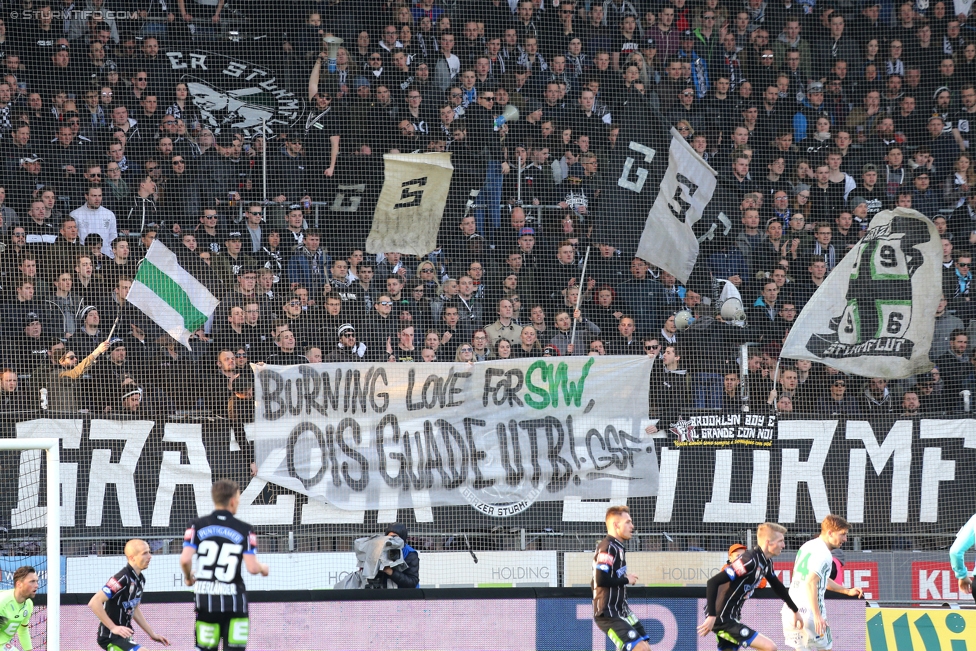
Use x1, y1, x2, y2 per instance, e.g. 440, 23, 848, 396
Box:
369, 523, 419, 589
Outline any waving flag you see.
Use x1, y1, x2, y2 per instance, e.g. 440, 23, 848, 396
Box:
128, 240, 220, 349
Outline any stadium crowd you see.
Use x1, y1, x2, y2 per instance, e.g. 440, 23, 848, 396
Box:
0, 0, 973, 420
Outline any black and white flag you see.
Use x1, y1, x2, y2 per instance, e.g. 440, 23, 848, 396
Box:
781, 208, 940, 379
596, 97, 723, 284
633, 129, 719, 284
166, 50, 305, 138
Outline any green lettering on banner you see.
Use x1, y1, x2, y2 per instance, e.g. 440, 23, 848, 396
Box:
524, 358, 595, 410
867, 609, 975, 651
913, 614, 944, 651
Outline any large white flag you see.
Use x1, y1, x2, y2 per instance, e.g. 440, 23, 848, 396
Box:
634, 128, 718, 284
127, 240, 220, 349
781, 208, 940, 379
366, 152, 454, 256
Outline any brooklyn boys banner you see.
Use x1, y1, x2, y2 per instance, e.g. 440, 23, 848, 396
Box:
248, 357, 657, 515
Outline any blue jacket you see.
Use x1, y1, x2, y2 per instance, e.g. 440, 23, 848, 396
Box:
792, 99, 828, 142
707, 249, 749, 282
287, 246, 330, 295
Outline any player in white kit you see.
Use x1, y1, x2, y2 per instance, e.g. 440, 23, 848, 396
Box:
781, 515, 863, 651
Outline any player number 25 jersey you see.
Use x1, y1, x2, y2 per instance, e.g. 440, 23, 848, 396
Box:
184, 509, 257, 615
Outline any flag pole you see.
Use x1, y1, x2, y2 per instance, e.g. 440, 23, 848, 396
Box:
106, 311, 121, 342
569, 245, 592, 352
770, 358, 781, 408
261, 118, 268, 204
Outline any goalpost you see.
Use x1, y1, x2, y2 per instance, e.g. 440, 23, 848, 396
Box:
0, 438, 60, 651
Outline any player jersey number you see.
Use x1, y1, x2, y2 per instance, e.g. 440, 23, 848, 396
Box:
196, 541, 242, 582
794, 551, 811, 580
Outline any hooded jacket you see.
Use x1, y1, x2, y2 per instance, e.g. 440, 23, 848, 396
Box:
371, 524, 420, 589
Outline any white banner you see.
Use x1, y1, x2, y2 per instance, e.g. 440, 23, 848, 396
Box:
634, 128, 717, 284
248, 357, 656, 515
366, 152, 454, 256
781, 208, 940, 379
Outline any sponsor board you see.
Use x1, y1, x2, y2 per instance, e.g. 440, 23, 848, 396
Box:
911, 561, 969, 601
696, 600, 865, 651
564, 552, 727, 587
0, 555, 65, 593
66, 553, 356, 593
538, 597, 699, 651
50, 595, 863, 650
774, 561, 879, 600
66, 551, 556, 592
866, 608, 976, 651
421, 551, 558, 587
58, 600, 538, 651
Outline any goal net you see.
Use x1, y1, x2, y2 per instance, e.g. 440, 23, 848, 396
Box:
0, 437, 61, 651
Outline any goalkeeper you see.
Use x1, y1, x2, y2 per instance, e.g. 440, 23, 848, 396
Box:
0, 566, 38, 650
950, 512, 976, 601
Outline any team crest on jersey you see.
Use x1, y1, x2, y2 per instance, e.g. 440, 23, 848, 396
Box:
165, 51, 305, 138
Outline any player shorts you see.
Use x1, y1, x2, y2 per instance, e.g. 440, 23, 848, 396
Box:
712, 618, 759, 650
195, 613, 250, 651
595, 613, 649, 651
782, 606, 832, 651
97, 633, 142, 651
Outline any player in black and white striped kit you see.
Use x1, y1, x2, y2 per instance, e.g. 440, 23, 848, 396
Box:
698, 522, 802, 651
180, 479, 269, 651
592, 505, 651, 651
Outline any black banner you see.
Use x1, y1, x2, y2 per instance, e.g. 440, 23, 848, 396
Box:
1, 415, 973, 539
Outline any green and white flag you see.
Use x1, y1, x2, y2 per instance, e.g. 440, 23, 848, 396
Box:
128, 240, 220, 349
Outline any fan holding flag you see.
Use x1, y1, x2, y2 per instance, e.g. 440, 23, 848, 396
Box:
126, 239, 221, 349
